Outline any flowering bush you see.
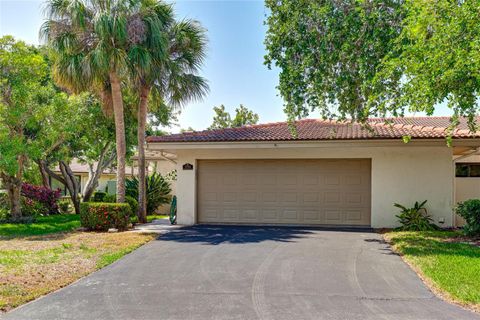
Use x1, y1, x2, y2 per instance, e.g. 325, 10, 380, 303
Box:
21, 183, 61, 214
80, 202, 131, 231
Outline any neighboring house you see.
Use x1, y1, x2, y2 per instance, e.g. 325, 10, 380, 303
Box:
146, 116, 480, 228
51, 160, 137, 196
52, 155, 177, 200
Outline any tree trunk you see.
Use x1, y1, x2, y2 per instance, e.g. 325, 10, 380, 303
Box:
42, 162, 80, 214
38, 160, 50, 188
59, 161, 80, 215
137, 85, 150, 223
1, 175, 22, 219
82, 163, 97, 203
82, 142, 115, 202
1, 155, 25, 219
109, 71, 126, 203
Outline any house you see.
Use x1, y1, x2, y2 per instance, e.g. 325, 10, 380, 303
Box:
52, 154, 177, 200
51, 160, 136, 196
146, 116, 480, 228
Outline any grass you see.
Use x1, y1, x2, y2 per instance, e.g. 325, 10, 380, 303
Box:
384, 230, 480, 311
0, 214, 158, 312
0, 214, 81, 238
146, 214, 169, 223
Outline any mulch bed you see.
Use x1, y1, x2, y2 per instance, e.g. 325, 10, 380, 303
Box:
446, 235, 480, 247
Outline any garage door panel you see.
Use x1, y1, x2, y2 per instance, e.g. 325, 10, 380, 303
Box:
345, 209, 363, 222
198, 159, 371, 226
302, 192, 319, 203
221, 209, 238, 219
303, 209, 323, 222
261, 209, 278, 220
325, 210, 343, 223
281, 208, 300, 220
223, 192, 237, 203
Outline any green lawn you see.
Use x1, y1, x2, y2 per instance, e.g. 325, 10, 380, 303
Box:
0, 214, 169, 238
385, 231, 480, 311
146, 214, 169, 222
0, 214, 81, 238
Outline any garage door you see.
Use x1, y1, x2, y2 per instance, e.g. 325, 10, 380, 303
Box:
197, 159, 371, 226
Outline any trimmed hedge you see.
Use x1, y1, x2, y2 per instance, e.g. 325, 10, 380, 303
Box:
80, 202, 131, 231
99, 194, 138, 217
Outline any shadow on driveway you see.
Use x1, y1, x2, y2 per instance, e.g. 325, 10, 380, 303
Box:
156, 224, 373, 245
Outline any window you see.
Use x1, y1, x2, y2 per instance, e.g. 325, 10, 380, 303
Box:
456, 163, 480, 177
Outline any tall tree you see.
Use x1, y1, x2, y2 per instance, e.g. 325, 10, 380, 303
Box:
130, 11, 208, 223
264, 0, 405, 123
39, 93, 137, 213
265, 0, 480, 129
0, 36, 66, 218
42, 0, 149, 203
375, 0, 480, 131
209, 104, 259, 129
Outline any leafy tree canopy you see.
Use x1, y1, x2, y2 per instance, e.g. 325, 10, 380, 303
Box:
0, 36, 64, 176
377, 0, 480, 131
208, 104, 259, 130
264, 0, 479, 130
0, 36, 76, 216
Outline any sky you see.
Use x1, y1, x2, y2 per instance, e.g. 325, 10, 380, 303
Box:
0, 0, 451, 133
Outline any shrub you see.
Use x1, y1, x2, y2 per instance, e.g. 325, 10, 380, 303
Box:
0, 193, 9, 220
125, 196, 139, 216
101, 194, 138, 217
21, 183, 61, 214
0, 192, 8, 210
103, 194, 116, 203
126, 173, 172, 215
58, 200, 71, 214
394, 200, 438, 231
21, 197, 48, 217
79, 202, 131, 231
456, 199, 480, 236
92, 191, 107, 202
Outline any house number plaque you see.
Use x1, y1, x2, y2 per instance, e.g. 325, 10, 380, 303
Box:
182, 163, 194, 170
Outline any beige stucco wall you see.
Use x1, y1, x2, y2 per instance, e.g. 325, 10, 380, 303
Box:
454, 154, 480, 226
79, 174, 117, 194
456, 179, 480, 203
455, 154, 480, 204
173, 143, 454, 228
148, 160, 177, 197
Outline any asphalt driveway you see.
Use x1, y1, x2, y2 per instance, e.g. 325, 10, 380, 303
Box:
4, 226, 479, 320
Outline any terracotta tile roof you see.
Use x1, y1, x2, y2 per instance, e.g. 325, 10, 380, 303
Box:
147, 116, 480, 143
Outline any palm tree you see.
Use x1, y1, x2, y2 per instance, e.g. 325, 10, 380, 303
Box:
41, 0, 146, 203
130, 12, 208, 222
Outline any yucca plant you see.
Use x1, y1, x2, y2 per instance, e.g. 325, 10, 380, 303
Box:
394, 200, 438, 231
126, 173, 171, 215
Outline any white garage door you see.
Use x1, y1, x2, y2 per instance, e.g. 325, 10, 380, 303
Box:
197, 159, 371, 226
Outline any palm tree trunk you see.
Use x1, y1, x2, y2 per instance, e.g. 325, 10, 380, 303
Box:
137, 85, 150, 223
109, 70, 126, 203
